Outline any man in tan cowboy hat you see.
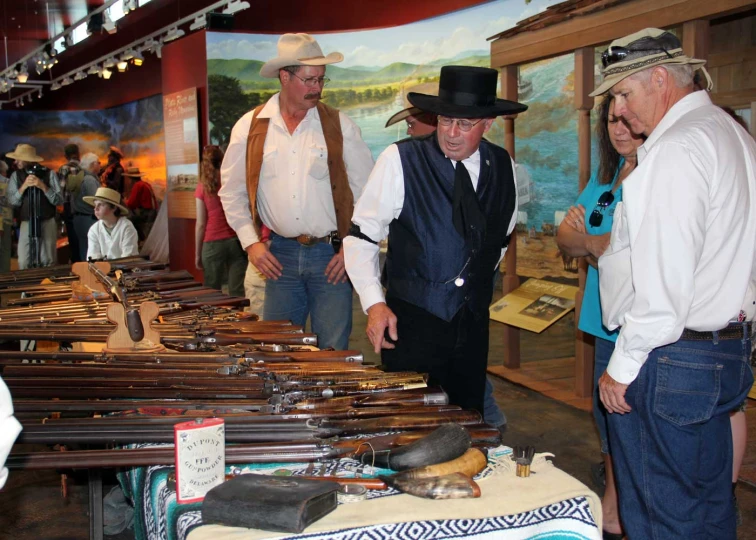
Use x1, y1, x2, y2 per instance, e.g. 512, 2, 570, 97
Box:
590, 28, 756, 539
124, 167, 157, 241
219, 33, 374, 350
385, 83, 439, 138
344, 65, 526, 415
5, 143, 63, 269
84, 187, 139, 260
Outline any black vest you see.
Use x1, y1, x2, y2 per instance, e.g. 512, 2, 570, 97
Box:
15, 169, 56, 222
385, 134, 516, 322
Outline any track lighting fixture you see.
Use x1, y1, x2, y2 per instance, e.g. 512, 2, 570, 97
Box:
117, 60, 128, 72
132, 50, 145, 66
101, 68, 113, 80
163, 27, 185, 43
74, 71, 87, 81
88, 65, 101, 75
189, 14, 207, 31
51, 81, 62, 91
102, 12, 117, 34
16, 64, 29, 84
61, 76, 74, 87
223, 1, 251, 15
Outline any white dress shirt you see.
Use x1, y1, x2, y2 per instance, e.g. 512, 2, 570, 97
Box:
87, 217, 139, 260
344, 143, 518, 313
0, 376, 22, 489
599, 90, 756, 385
219, 93, 374, 248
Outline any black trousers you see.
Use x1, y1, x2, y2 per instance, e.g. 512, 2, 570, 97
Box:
381, 296, 489, 414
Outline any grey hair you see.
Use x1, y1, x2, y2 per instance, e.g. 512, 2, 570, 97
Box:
80, 152, 99, 171
630, 64, 694, 88
279, 65, 302, 82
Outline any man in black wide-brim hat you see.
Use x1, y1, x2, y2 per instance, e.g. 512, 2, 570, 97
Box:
344, 66, 527, 414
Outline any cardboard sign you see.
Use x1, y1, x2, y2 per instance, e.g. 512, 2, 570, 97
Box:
174, 418, 225, 503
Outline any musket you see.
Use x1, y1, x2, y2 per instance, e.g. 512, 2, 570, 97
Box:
16, 411, 484, 445
7, 426, 501, 472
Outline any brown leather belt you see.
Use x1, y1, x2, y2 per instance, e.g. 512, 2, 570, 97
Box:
289, 234, 332, 247
680, 322, 752, 342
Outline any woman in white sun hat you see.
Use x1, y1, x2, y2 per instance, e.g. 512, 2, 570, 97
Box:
84, 187, 139, 260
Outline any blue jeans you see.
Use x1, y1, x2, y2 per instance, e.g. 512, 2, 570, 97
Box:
483, 376, 507, 427
263, 233, 352, 350
593, 336, 615, 454
608, 331, 753, 540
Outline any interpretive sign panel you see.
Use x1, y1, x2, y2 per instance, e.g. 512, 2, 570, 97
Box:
163, 88, 200, 219
489, 278, 578, 333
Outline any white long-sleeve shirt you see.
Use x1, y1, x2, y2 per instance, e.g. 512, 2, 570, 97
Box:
219, 93, 374, 248
599, 90, 756, 385
0, 376, 22, 489
87, 217, 139, 260
344, 143, 518, 313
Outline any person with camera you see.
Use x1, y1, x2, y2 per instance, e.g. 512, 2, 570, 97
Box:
5, 144, 63, 269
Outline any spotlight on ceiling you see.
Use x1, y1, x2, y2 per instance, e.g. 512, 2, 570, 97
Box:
74, 71, 87, 81
123, 0, 137, 14
88, 64, 101, 75
163, 27, 185, 43
60, 76, 74, 86
38, 88, 43, 99
223, 1, 250, 15
101, 68, 113, 80
16, 64, 29, 84
117, 60, 128, 72
103, 57, 116, 69
189, 14, 207, 31
132, 50, 145, 66
121, 49, 135, 61
102, 12, 117, 34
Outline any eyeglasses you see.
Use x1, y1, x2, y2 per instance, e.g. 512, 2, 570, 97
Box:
588, 191, 615, 227
437, 116, 484, 132
287, 72, 330, 87
601, 45, 674, 68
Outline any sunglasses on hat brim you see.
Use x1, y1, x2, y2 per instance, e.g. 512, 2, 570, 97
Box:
601, 45, 675, 68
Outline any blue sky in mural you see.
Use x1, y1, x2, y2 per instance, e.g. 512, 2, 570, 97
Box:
207, 0, 561, 65
207, 0, 580, 232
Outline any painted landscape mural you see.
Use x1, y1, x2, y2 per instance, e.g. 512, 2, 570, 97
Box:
0, 95, 166, 201
207, 0, 586, 278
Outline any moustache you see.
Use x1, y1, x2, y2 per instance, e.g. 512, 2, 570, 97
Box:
304, 92, 321, 100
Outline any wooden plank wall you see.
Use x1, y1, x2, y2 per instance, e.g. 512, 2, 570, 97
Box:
708, 11, 756, 134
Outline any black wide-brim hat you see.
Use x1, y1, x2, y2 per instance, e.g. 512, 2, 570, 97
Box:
408, 66, 527, 119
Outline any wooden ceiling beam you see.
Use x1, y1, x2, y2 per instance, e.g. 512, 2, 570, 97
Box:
491, 0, 754, 67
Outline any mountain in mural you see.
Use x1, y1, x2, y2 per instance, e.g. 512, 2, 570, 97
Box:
206, 51, 489, 90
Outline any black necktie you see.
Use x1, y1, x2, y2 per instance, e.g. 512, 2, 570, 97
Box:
452, 161, 486, 241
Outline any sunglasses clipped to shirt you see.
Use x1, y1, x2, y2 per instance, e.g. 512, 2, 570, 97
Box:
589, 191, 615, 228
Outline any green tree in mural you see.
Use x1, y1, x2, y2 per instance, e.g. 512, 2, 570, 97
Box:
208, 74, 258, 147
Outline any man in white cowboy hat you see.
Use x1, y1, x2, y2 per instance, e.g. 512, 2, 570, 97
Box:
344, 65, 526, 415
590, 28, 756, 539
84, 187, 139, 261
219, 33, 374, 350
5, 143, 64, 269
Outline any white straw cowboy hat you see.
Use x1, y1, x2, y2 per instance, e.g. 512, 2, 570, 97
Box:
590, 28, 712, 97
83, 187, 130, 215
6, 143, 44, 163
259, 33, 343, 78
123, 167, 145, 178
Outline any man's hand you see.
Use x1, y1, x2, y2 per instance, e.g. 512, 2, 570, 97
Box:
599, 371, 632, 414
366, 302, 398, 354
21, 175, 47, 194
246, 242, 282, 280
195, 256, 204, 271
586, 232, 611, 259
324, 250, 348, 284
565, 205, 586, 233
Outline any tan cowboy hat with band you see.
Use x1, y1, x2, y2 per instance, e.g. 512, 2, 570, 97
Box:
590, 28, 712, 97
385, 82, 439, 128
6, 143, 44, 163
259, 33, 343, 78
123, 167, 145, 178
83, 187, 130, 215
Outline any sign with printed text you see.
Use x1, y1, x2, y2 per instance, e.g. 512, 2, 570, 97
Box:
163, 88, 200, 219
174, 418, 225, 504
489, 278, 578, 333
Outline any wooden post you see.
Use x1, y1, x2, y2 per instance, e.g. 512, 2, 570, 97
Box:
573, 47, 595, 398
500, 65, 521, 369
682, 20, 710, 61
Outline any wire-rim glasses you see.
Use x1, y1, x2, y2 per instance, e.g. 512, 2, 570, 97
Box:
286, 71, 330, 88
437, 116, 484, 132
588, 191, 615, 227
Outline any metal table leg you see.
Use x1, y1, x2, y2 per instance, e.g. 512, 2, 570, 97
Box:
88, 469, 103, 540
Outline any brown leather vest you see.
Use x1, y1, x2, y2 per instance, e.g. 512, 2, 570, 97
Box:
244, 101, 353, 240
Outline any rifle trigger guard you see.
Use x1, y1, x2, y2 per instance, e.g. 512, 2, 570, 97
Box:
305, 418, 319, 429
